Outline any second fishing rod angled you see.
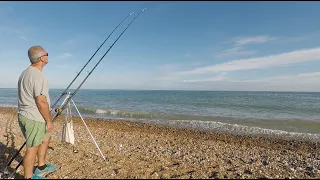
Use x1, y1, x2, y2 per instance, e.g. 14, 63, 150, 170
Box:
50, 11, 135, 111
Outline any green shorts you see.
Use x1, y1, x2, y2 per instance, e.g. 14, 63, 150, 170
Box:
18, 114, 51, 147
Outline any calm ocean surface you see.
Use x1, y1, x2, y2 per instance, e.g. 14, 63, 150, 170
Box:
1, 88, 320, 142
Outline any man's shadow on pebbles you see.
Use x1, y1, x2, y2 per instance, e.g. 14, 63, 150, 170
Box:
0, 141, 24, 179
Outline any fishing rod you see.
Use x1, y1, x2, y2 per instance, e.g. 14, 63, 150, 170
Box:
50, 11, 135, 111
1, 11, 135, 177
57, 7, 147, 110
4, 8, 146, 179
54, 8, 147, 118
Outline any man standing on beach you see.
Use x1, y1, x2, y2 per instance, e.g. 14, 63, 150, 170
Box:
17, 46, 57, 179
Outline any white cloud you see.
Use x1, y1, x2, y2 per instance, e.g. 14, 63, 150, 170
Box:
48, 53, 76, 70
235, 72, 320, 83
216, 46, 257, 58
153, 62, 210, 82
81, 71, 156, 89
64, 34, 100, 45
298, 72, 320, 78
57, 53, 74, 59
183, 76, 227, 83
19, 36, 27, 40
232, 35, 275, 46
217, 35, 275, 58
217, 71, 320, 92
183, 77, 223, 83
279, 36, 308, 43
176, 47, 320, 75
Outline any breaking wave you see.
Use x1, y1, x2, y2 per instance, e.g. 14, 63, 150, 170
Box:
1, 104, 319, 143
68, 106, 320, 142
151, 119, 320, 143
76, 106, 160, 119
0, 104, 18, 108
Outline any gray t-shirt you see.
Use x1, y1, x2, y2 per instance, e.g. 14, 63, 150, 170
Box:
18, 66, 51, 123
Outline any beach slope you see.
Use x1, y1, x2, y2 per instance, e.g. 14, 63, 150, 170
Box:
0, 107, 319, 179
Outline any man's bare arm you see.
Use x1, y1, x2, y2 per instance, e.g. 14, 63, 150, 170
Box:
35, 95, 52, 123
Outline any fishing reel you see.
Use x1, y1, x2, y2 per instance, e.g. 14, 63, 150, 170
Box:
55, 108, 63, 115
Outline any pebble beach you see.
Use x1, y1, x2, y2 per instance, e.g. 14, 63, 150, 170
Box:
0, 107, 320, 179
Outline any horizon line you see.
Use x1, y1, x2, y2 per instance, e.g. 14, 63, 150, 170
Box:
1, 88, 320, 93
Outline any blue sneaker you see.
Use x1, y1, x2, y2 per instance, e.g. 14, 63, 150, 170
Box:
34, 164, 57, 177
31, 174, 48, 179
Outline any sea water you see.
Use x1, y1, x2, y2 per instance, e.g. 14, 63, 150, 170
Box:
1, 88, 320, 142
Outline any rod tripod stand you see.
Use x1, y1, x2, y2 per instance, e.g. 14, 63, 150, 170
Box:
60, 92, 107, 161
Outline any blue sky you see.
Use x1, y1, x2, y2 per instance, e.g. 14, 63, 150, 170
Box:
1, 1, 320, 91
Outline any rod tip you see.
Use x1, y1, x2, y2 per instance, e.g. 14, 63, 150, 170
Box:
130, 12, 134, 15
142, 8, 146, 12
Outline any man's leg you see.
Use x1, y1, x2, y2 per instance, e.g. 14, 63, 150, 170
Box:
34, 134, 57, 177
37, 136, 51, 167
23, 146, 39, 179
17, 114, 40, 179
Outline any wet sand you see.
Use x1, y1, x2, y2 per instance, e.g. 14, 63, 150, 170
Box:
0, 107, 319, 179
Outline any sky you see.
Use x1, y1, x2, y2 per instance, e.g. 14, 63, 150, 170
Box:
1, 1, 320, 91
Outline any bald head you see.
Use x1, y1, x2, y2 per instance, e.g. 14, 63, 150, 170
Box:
28, 46, 47, 64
